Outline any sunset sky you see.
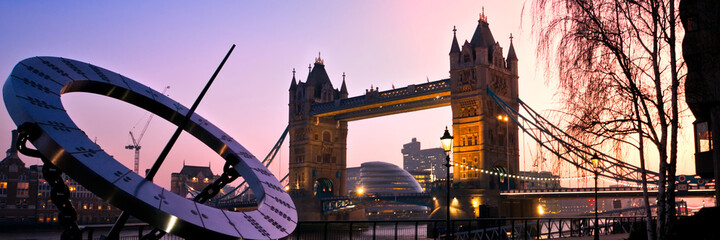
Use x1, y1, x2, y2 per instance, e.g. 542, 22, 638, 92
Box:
0, 1, 697, 189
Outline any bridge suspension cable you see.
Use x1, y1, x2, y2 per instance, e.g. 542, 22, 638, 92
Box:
214, 173, 290, 204
183, 182, 200, 198
487, 87, 660, 185
214, 126, 289, 200
451, 160, 647, 187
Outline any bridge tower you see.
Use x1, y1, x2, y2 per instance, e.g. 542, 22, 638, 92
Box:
288, 55, 349, 220
448, 12, 522, 216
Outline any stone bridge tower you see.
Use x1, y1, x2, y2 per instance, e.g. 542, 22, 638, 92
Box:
448, 12, 521, 216
288, 56, 349, 220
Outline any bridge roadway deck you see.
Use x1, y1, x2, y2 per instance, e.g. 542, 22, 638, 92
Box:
501, 186, 715, 199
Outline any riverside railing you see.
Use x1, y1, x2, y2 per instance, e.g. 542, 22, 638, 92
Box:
79, 223, 183, 240
77, 216, 648, 239
288, 216, 649, 240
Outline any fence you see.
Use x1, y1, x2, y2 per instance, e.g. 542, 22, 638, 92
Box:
77, 216, 648, 240
80, 223, 183, 240
289, 217, 649, 240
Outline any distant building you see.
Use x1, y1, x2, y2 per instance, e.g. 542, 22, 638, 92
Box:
359, 162, 429, 219
518, 171, 561, 189
34, 165, 122, 224
401, 138, 447, 182
408, 169, 432, 192
170, 164, 220, 199
0, 131, 39, 224
0, 130, 121, 225
345, 167, 361, 196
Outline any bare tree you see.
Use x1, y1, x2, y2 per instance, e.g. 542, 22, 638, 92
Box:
531, 0, 684, 239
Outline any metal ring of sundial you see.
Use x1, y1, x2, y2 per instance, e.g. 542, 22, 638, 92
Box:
3, 56, 296, 239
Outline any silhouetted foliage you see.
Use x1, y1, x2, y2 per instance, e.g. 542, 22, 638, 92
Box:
531, 0, 684, 239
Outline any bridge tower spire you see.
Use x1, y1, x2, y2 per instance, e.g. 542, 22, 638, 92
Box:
289, 58, 349, 220
450, 26, 461, 66
340, 72, 348, 98
449, 9, 521, 217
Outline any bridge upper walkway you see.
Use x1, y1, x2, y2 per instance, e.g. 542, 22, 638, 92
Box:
310, 79, 450, 121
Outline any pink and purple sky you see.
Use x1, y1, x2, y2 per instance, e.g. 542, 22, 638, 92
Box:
0, 1, 697, 189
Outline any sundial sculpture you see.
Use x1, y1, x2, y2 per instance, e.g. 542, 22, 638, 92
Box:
3, 55, 297, 239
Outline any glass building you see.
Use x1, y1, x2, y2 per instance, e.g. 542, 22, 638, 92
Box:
358, 162, 429, 219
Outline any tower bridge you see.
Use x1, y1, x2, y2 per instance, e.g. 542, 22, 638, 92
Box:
287, 12, 521, 220
265, 10, 717, 222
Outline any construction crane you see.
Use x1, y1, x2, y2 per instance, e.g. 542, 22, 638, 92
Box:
126, 86, 170, 174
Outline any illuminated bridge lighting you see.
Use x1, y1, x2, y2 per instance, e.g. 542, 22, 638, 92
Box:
448, 161, 668, 188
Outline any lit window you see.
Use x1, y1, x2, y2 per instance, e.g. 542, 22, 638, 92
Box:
192, 177, 198, 183
695, 121, 713, 152
0, 182, 7, 195
16, 182, 29, 197
203, 178, 209, 183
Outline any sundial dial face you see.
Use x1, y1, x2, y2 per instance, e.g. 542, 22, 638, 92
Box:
3, 56, 297, 239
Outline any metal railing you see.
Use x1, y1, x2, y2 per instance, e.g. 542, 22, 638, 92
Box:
76, 216, 648, 239
79, 223, 183, 240
288, 217, 649, 240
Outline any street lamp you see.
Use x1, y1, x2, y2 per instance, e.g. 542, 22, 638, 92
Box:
591, 153, 601, 240
498, 114, 510, 190
440, 127, 453, 240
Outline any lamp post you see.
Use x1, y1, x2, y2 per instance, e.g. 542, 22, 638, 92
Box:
440, 127, 453, 240
497, 115, 510, 190
591, 153, 601, 240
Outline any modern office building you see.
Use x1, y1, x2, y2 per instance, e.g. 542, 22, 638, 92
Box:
345, 167, 361, 196
401, 138, 447, 181
408, 169, 433, 192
